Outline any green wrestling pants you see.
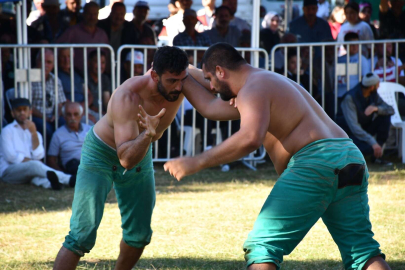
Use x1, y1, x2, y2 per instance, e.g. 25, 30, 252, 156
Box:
243, 138, 384, 270
63, 127, 155, 256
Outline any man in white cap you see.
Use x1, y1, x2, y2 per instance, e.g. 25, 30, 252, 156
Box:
122, 51, 144, 83
336, 72, 395, 165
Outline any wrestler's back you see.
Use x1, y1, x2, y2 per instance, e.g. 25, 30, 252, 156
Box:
247, 70, 348, 174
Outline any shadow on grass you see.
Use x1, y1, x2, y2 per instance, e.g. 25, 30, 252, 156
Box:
3, 258, 405, 270
1, 159, 404, 214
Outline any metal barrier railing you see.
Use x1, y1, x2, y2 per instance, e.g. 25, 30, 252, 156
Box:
271, 39, 405, 115
0, 44, 115, 161
117, 45, 268, 164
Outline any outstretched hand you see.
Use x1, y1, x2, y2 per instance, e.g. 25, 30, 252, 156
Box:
138, 105, 166, 138
164, 157, 201, 181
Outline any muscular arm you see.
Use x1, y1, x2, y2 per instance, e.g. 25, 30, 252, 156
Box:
113, 92, 153, 170
182, 74, 240, 121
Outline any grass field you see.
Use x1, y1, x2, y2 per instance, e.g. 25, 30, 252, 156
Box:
1, 161, 405, 270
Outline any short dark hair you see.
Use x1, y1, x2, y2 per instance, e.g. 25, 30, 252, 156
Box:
88, 50, 107, 61
344, 32, 359, 41
201, 43, 247, 74
214, 5, 232, 16
111, 2, 126, 11
344, 2, 359, 13
83, 1, 99, 13
287, 48, 297, 62
152, 46, 188, 76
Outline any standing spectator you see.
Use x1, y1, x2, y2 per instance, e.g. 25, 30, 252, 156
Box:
0, 98, 75, 190
337, 2, 374, 58
98, 2, 137, 54
337, 32, 371, 98
48, 102, 91, 176
336, 73, 394, 165
131, 1, 157, 45
359, 2, 378, 39
205, 5, 241, 47
197, 0, 216, 32
98, 0, 123, 20
27, 0, 45, 26
164, 0, 193, 45
57, 2, 109, 76
59, 0, 83, 30
122, 51, 144, 83
31, 49, 67, 146
328, 6, 345, 40
379, 0, 405, 38
317, 0, 330, 20
173, 8, 211, 60
168, 0, 179, 17
289, 0, 333, 43
221, 0, 250, 33
30, 0, 64, 42
260, 12, 281, 54
87, 50, 111, 117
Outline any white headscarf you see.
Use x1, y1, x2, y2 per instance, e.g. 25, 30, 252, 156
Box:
261, 11, 279, 29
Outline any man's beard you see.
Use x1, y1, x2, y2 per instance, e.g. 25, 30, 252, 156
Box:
216, 80, 235, 101
157, 80, 181, 102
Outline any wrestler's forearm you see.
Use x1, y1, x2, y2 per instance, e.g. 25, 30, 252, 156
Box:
118, 131, 152, 170
187, 65, 211, 90
196, 130, 260, 170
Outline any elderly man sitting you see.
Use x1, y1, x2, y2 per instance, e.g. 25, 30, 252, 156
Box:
336, 73, 395, 165
47, 102, 91, 176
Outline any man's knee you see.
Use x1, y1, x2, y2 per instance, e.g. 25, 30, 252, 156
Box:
362, 255, 390, 270
248, 263, 277, 270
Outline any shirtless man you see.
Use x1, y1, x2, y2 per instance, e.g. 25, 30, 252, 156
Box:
163, 43, 391, 270
53, 46, 196, 270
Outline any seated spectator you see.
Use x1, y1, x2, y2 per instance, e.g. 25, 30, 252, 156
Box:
328, 6, 345, 40
88, 50, 111, 116
164, 0, 193, 45
122, 51, 144, 83
286, 48, 319, 101
260, 12, 281, 54
337, 32, 371, 99
336, 73, 394, 165
337, 2, 374, 58
131, 1, 157, 45
205, 5, 241, 47
98, 2, 138, 54
0, 98, 75, 190
379, 0, 405, 38
317, 0, 330, 20
221, 0, 250, 33
98, 0, 123, 20
31, 0, 65, 42
31, 49, 67, 146
59, 0, 83, 28
289, 0, 333, 43
373, 39, 405, 85
359, 2, 378, 39
57, 2, 109, 75
57, 48, 97, 124
273, 33, 297, 73
173, 9, 211, 47
196, 0, 215, 32
47, 102, 91, 176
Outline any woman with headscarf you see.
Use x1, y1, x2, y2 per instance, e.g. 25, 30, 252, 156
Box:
260, 11, 282, 54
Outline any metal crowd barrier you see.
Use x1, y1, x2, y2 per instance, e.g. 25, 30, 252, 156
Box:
271, 39, 405, 115
117, 45, 269, 166
0, 44, 115, 161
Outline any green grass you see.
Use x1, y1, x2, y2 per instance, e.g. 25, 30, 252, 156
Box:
0, 161, 405, 270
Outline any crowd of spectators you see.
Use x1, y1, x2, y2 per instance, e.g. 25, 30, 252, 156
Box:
1, 0, 405, 188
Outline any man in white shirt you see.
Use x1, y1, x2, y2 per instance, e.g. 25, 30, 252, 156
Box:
163, 0, 193, 45
0, 98, 75, 190
197, 0, 216, 32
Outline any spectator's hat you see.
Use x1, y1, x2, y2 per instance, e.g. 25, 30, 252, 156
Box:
183, 8, 197, 17
135, 1, 149, 9
10, 98, 31, 109
359, 2, 372, 13
42, 0, 60, 6
362, 73, 380, 87
303, 0, 318, 7
126, 51, 144, 65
